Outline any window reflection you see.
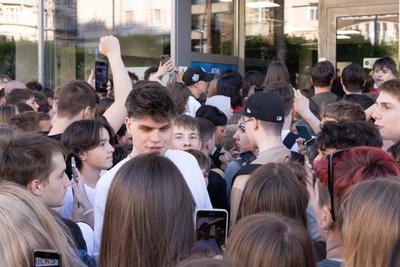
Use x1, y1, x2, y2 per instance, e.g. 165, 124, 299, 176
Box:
191, 0, 235, 56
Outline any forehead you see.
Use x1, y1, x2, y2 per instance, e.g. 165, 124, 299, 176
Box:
377, 91, 400, 105
130, 115, 171, 127
173, 125, 198, 133
51, 152, 66, 170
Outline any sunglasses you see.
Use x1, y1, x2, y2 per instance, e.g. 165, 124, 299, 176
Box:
326, 149, 347, 222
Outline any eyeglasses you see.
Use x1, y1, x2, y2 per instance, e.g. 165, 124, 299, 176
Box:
326, 149, 346, 222
238, 118, 253, 131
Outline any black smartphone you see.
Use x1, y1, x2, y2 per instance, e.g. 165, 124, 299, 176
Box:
95, 60, 108, 93
34, 250, 61, 267
160, 55, 170, 65
305, 137, 319, 163
296, 124, 313, 141
194, 209, 228, 255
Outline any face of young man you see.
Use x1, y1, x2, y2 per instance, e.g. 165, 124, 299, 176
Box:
126, 115, 173, 156
82, 127, 115, 170
373, 67, 395, 87
233, 119, 253, 153
36, 152, 70, 207
171, 126, 201, 151
372, 91, 400, 141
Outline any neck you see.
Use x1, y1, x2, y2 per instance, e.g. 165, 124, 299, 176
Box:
256, 133, 283, 153
48, 116, 75, 136
282, 114, 292, 131
326, 226, 343, 259
314, 86, 331, 94
188, 86, 200, 98
80, 164, 101, 188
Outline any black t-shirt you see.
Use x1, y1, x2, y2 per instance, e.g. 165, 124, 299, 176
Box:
207, 170, 229, 211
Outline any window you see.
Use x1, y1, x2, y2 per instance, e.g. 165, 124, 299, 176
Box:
5, 7, 20, 23
124, 10, 135, 27
151, 9, 165, 27
308, 5, 319, 21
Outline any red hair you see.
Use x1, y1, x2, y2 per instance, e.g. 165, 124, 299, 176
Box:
314, 146, 400, 199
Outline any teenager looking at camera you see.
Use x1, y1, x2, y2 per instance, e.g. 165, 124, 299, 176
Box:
94, 81, 212, 255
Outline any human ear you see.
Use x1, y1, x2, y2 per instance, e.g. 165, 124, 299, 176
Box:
28, 179, 43, 197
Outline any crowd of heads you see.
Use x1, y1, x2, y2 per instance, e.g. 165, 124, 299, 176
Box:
0, 36, 399, 267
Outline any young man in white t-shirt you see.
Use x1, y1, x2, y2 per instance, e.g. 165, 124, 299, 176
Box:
94, 81, 212, 255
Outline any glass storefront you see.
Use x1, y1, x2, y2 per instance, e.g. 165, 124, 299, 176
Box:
191, 0, 235, 56
0, 0, 399, 90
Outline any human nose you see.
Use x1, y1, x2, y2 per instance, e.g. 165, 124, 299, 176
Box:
150, 130, 162, 143
107, 143, 115, 153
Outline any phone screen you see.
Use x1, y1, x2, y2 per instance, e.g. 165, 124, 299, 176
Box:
95, 60, 108, 93
305, 137, 319, 163
34, 250, 61, 267
194, 209, 228, 255
296, 125, 313, 141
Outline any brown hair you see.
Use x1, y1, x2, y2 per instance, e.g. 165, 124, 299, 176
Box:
237, 163, 309, 227
225, 213, 316, 267
99, 153, 195, 267
380, 78, 400, 101
56, 80, 98, 118
185, 149, 210, 172
174, 114, 200, 132
0, 133, 65, 186
5, 89, 34, 104
0, 104, 17, 124
320, 100, 366, 122
263, 61, 290, 86
9, 111, 40, 132
263, 81, 294, 116
341, 178, 400, 267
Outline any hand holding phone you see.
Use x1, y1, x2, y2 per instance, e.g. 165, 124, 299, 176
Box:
34, 250, 61, 267
194, 209, 228, 255
296, 124, 313, 141
70, 156, 78, 183
95, 60, 108, 93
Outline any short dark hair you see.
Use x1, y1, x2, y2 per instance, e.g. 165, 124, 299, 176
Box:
174, 115, 199, 132
61, 119, 115, 170
263, 81, 294, 116
216, 73, 243, 108
0, 134, 65, 186
128, 71, 139, 82
196, 105, 227, 126
56, 80, 98, 118
243, 71, 265, 97
9, 111, 40, 132
196, 118, 215, 142
6, 89, 34, 104
341, 64, 366, 92
320, 100, 366, 122
144, 66, 159, 81
317, 121, 383, 151
373, 57, 398, 76
26, 81, 43, 91
311, 61, 335, 87
380, 79, 400, 101
125, 81, 176, 121
41, 88, 54, 99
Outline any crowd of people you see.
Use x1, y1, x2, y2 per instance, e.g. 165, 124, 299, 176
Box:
0, 35, 399, 267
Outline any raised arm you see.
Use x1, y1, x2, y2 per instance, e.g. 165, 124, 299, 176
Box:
99, 35, 132, 132
293, 89, 321, 134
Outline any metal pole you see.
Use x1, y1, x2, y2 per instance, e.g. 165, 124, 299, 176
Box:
38, 0, 45, 84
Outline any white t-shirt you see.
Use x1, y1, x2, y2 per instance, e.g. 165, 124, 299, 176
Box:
184, 96, 201, 117
93, 149, 212, 255
60, 184, 96, 219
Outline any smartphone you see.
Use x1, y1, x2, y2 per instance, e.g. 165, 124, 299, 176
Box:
296, 124, 313, 141
305, 137, 319, 163
34, 250, 61, 267
194, 209, 228, 255
160, 54, 170, 65
70, 156, 78, 183
94, 60, 108, 93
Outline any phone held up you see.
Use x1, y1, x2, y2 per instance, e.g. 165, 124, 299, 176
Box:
160, 54, 170, 65
34, 249, 61, 267
194, 209, 228, 255
94, 60, 108, 93
70, 156, 78, 183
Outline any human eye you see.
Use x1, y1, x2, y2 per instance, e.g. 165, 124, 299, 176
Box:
160, 125, 171, 132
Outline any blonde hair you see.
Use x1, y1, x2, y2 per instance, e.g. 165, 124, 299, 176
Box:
341, 178, 400, 267
0, 182, 83, 267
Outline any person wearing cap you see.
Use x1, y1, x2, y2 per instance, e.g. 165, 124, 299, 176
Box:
230, 92, 291, 226
183, 67, 213, 117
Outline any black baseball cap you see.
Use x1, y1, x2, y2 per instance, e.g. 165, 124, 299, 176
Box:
182, 67, 214, 86
241, 92, 285, 123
